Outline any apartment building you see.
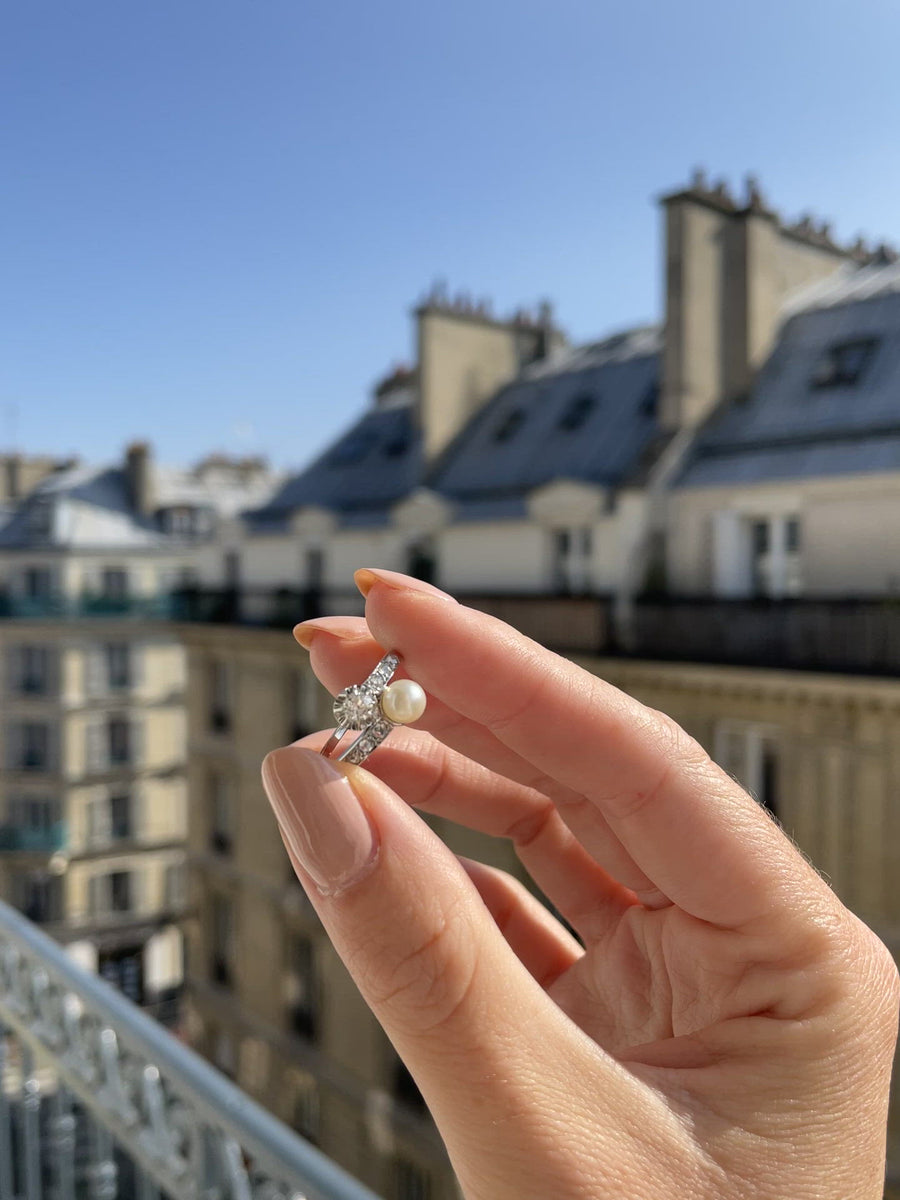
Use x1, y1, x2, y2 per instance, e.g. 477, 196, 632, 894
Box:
0, 442, 279, 1014
176, 170, 900, 1196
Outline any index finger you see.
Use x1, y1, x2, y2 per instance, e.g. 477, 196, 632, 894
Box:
354, 569, 832, 933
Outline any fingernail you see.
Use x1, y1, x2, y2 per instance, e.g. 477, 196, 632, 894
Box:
354, 567, 456, 602
261, 746, 378, 896
293, 617, 371, 649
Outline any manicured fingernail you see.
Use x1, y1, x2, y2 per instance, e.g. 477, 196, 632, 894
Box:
354, 567, 456, 602
293, 617, 371, 649
261, 746, 378, 896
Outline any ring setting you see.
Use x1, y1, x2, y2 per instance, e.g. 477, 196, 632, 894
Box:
320, 652, 426, 765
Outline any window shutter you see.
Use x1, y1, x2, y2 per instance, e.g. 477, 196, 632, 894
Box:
84, 646, 105, 697
131, 643, 144, 691
85, 722, 105, 775
131, 717, 145, 768
5, 646, 23, 694
5, 722, 23, 771
87, 875, 99, 917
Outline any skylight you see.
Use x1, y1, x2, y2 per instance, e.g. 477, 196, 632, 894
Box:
810, 337, 879, 389
492, 408, 526, 443
558, 393, 596, 431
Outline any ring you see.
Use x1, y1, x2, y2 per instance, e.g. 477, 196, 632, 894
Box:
320, 652, 427, 765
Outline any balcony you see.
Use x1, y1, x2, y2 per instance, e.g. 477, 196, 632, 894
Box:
626, 597, 900, 675
0, 897, 378, 1200
0, 823, 66, 853
0, 592, 175, 621
174, 586, 609, 651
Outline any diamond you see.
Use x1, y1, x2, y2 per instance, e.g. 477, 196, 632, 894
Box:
333, 685, 379, 730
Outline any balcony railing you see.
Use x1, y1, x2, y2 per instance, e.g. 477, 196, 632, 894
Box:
0, 593, 176, 620
626, 597, 900, 675
0, 823, 66, 853
0, 897, 379, 1200
173, 586, 609, 651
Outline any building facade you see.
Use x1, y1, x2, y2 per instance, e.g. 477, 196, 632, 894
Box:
0, 442, 279, 1013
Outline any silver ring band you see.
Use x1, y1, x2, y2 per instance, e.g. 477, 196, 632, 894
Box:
320, 652, 401, 765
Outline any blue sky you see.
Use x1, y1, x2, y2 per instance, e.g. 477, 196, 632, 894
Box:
2, 0, 899, 471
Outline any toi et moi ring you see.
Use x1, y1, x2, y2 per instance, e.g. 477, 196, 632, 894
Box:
319, 652, 427, 765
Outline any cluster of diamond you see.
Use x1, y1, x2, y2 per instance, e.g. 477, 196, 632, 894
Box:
332, 653, 401, 730
331, 653, 402, 764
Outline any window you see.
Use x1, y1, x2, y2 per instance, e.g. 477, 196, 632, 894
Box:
785, 517, 801, 553
8, 796, 59, 833
292, 1076, 320, 1145
211, 894, 234, 986
110, 793, 133, 840
88, 870, 134, 916
22, 722, 50, 771
286, 934, 318, 1040
23, 566, 53, 600
26, 501, 53, 538
164, 506, 197, 535
16, 872, 62, 923
208, 662, 232, 733
640, 382, 660, 418
406, 540, 436, 586
209, 773, 233, 855
304, 546, 324, 590
101, 568, 129, 602
383, 432, 410, 457
810, 337, 878, 389
552, 527, 593, 595
110, 871, 132, 912
165, 863, 186, 910
557, 392, 596, 431
99, 946, 143, 1004
108, 717, 131, 766
392, 1159, 431, 1200
19, 646, 51, 694
492, 408, 525, 442
223, 549, 241, 587
106, 644, 131, 690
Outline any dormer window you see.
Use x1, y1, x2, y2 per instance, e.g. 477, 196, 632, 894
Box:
161, 506, 211, 537
492, 408, 526, 443
557, 393, 597, 431
640, 383, 660, 418
810, 337, 879, 389
26, 500, 53, 538
383, 433, 410, 458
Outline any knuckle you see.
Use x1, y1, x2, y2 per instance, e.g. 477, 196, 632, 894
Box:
353, 901, 481, 1037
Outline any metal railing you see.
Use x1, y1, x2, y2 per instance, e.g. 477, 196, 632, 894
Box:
0, 823, 67, 853
626, 597, 900, 675
0, 593, 176, 621
0, 898, 380, 1200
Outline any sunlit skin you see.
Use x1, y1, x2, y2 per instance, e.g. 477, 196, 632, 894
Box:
264, 568, 899, 1200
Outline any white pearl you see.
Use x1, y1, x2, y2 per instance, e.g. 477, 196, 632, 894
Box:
380, 679, 427, 725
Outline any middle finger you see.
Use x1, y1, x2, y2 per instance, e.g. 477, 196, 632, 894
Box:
297, 616, 667, 907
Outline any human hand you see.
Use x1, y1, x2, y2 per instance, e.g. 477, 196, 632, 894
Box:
261, 569, 899, 1200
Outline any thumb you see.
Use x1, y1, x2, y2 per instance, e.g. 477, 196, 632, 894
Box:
260, 746, 591, 1144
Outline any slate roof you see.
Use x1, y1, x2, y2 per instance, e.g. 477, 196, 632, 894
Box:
428, 327, 662, 505
0, 459, 281, 549
252, 326, 663, 528
678, 277, 900, 489
247, 405, 421, 529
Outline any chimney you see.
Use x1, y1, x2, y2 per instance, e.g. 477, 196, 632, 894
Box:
125, 442, 154, 517
660, 170, 855, 431
415, 287, 562, 461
